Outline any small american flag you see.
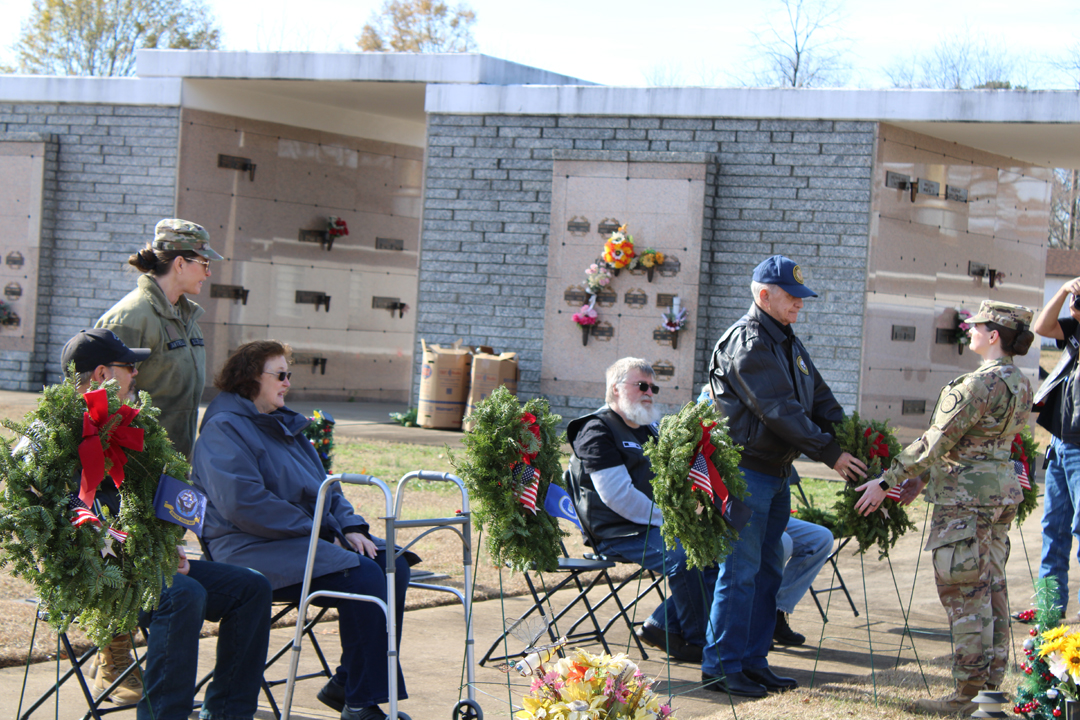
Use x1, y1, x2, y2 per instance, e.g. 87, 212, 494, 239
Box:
688, 452, 715, 501
512, 462, 540, 515
1014, 459, 1031, 490
67, 494, 100, 528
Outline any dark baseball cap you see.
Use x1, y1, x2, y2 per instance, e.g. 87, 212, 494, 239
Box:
752, 255, 818, 298
61, 329, 151, 374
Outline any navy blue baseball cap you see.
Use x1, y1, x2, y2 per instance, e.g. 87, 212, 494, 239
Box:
61, 329, 151, 374
752, 255, 817, 298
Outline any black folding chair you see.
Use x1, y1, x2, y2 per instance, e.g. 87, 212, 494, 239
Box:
791, 473, 860, 620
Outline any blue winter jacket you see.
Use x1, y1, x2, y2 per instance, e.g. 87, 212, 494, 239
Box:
191, 391, 370, 590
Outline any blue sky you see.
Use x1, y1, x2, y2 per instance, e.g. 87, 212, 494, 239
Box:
0, 0, 1077, 87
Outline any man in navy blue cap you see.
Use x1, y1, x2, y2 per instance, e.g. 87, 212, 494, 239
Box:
701, 256, 867, 698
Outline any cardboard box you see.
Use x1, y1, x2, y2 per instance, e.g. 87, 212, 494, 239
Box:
417, 339, 473, 429
464, 351, 519, 431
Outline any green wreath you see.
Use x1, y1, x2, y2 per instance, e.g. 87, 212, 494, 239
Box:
1013, 427, 1039, 525
0, 373, 189, 646
832, 412, 917, 559
451, 386, 566, 573
644, 401, 747, 571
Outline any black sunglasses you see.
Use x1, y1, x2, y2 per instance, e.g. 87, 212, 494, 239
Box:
263, 371, 292, 382
627, 380, 660, 394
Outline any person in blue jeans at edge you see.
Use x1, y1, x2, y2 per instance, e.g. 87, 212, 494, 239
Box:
566, 357, 718, 663
1032, 277, 1080, 614
696, 386, 834, 647
705, 255, 867, 698
56, 329, 273, 720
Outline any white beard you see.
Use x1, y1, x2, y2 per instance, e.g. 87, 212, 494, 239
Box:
622, 397, 662, 427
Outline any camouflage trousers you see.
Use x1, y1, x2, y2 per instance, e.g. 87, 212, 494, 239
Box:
927, 503, 1016, 687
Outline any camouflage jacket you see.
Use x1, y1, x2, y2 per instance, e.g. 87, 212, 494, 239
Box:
881, 357, 1033, 506
96, 274, 206, 460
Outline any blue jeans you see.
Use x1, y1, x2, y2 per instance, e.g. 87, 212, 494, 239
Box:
1040, 436, 1080, 612
703, 466, 790, 676
595, 527, 716, 648
777, 517, 834, 614
276, 550, 411, 708
138, 560, 273, 720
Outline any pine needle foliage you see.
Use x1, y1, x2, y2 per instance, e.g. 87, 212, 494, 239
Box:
832, 412, 916, 559
1015, 576, 1066, 720
644, 401, 746, 571
450, 387, 566, 573
0, 372, 188, 646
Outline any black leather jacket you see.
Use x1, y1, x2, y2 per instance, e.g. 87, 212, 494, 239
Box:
1034, 319, 1080, 442
708, 303, 844, 477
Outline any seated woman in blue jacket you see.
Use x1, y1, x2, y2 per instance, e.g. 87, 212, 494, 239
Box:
191, 340, 411, 720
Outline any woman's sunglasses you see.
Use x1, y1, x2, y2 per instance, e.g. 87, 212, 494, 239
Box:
263, 371, 292, 382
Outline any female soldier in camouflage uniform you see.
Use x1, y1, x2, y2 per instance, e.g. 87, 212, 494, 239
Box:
855, 300, 1035, 716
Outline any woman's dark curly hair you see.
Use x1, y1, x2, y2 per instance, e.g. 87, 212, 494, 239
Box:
215, 340, 292, 400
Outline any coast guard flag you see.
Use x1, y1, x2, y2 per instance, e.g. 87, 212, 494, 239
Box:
543, 483, 583, 531
1014, 459, 1031, 490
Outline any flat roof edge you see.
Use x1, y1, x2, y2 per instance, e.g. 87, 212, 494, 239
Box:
0, 76, 181, 105
424, 85, 1080, 122
136, 50, 593, 86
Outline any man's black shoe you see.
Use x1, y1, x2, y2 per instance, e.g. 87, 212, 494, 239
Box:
701, 671, 768, 698
773, 611, 805, 646
743, 665, 798, 691
636, 623, 703, 663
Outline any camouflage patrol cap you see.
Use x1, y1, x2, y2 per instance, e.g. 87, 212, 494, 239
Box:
966, 300, 1033, 330
152, 219, 223, 260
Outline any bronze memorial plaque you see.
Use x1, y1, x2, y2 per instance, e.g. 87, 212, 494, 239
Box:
653, 361, 675, 378
624, 290, 648, 309
564, 286, 589, 306
595, 289, 617, 307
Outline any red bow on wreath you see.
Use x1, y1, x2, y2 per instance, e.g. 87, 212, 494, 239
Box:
511, 412, 542, 514
78, 389, 144, 507
864, 427, 890, 460
687, 421, 732, 515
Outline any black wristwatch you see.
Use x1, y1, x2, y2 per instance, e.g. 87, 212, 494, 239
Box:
878, 479, 889, 491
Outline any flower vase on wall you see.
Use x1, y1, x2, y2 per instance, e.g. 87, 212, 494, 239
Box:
958, 342, 964, 356
647, 267, 654, 282
581, 325, 591, 347
670, 330, 678, 350
1067, 699, 1080, 720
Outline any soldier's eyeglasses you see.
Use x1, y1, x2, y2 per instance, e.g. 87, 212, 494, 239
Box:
186, 257, 211, 272
107, 363, 136, 372
626, 381, 660, 394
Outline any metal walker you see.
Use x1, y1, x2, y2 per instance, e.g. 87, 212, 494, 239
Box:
280, 471, 481, 720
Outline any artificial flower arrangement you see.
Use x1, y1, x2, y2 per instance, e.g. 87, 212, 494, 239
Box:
601, 225, 635, 272
584, 263, 614, 296
301, 409, 336, 474
832, 412, 916, 559
660, 297, 688, 349
1015, 577, 1076, 719
514, 648, 677, 720
327, 216, 349, 239
573, 300, 598, 346
953, 309, 973, 351
0, 299, 20, 327
633, 247, 665, 282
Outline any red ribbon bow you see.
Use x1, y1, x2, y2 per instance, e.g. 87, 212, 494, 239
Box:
688, 421, 731, 515
77, 389, 144, 507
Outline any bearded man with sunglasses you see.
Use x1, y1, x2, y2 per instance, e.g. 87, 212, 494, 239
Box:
566, 358, 717, 663
702, 256, 867, 698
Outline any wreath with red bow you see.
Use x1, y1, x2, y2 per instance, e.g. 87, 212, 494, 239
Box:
0, 373, 189, 646
833, 412, 917, 559
451, 386, 566, 572
644, 400, 747, 571
1013, 428, 1040, 525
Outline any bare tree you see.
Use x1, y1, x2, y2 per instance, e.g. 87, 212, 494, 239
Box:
642, 61, 687, 87
1046, 42, 1080, 89
882, 26, 1033, 89
1050, 169, 1080, 250
358, 0, 477, 53
744, 0, 853, 88
11, 0, 220, 76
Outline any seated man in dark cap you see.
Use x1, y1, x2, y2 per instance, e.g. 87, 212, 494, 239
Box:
703, 256, 866, 698
55, 329, 273, 720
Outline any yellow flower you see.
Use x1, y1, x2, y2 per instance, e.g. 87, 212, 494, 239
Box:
654, 252, 665, 264
1064, 635, 1080, 678
641, 255, 655, 268
1041, 626, 1076, 656
1043, 626, 1070, 642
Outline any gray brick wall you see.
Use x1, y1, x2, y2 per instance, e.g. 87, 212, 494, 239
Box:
416, 115, 876, 421
0, 103, 181, 386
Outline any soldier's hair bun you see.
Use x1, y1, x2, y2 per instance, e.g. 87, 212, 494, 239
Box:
127, 243, 190, 277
